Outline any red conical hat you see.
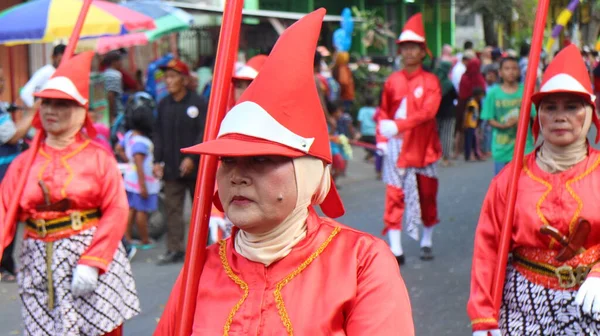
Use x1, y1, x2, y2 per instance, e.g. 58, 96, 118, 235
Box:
531, 44, 600, 142
233, 54, 268, 81
397, 13, 426, 45
183, 8, 344, 218
33, 51, 97, 138
396, 13, 431, 57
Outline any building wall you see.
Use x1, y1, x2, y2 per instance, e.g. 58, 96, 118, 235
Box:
454, 9, 484, 49
0, 0, 30, 104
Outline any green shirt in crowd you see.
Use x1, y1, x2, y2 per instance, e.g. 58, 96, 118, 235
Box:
480, 83, 536, 164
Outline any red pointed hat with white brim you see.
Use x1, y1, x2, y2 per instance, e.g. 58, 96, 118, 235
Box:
233, 54, 268, 81
182, 8, 345, 218
531, 44, 600, 142
33, 51, 97, 138
396, 13, 431, 57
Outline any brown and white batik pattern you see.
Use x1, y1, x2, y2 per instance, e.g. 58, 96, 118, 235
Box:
382, 136, 437, 240
500, 264, 600, 335
17, 227, 140, 336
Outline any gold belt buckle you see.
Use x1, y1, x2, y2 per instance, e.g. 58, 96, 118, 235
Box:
34, 219, 47, 238
555, 265, 577, 288
70, 211, 83, 231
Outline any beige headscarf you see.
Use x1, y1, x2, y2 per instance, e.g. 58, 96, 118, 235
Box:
234, 157, 331, 266
536, 104, 593, 173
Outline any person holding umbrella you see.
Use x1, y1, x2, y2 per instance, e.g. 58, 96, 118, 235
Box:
154, 9, 413, 335
468, 45, 600, 335
0, 52, 139, 336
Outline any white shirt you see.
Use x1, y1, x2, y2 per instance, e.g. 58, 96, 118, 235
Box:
451, 61, 466, 92
20, 64, 56, 107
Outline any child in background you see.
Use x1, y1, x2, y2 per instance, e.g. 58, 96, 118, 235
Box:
327, 100, 351, 183
464, 87, 485, 161
480, 66, 499, 159
118, 104, 160, 249
357, 94, 382, 179
357, 95, 377, 161
480, 56, 536, 175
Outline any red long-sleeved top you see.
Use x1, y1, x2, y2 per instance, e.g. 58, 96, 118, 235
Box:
377, 67, 442, 168
468, 147, 600, 331
0, 135, 128, 273
155, 209, 415, 335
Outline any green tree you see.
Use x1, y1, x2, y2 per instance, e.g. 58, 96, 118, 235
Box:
351, 6, 396, 52
456, 0, 537, 47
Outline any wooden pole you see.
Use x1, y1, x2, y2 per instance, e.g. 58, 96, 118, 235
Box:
174, 1, 244, 335
491, 0, 551, 313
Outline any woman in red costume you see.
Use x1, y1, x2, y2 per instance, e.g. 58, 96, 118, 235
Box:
0, 52, 139, 335
155, 9, 414, 335
468, 45, 600, 335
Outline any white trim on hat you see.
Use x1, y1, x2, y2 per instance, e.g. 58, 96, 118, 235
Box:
234, 66, 259, 80
541, 73, 591, 98
398, 30, 425, 43
218, 101, 315, 153
40, 76, 88, 105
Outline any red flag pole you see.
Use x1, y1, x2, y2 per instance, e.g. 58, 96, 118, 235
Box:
491, 0, 550, 312
175, 1, 244, 335
0, 0, 93, 262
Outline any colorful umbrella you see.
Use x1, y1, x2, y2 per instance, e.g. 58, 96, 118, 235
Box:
88, 0, 194, 54
0, 0, 156, 45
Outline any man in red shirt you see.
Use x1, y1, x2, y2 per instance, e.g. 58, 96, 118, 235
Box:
377, 13, 442, 264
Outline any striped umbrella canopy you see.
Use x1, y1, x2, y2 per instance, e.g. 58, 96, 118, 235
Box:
87, 0, 194, 54
0, 0, 156, 45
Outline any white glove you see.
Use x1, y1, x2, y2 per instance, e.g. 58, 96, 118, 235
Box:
376, 142, 388, 156
575, 277, 600, 316
209, 216, 227, 243
71, 265, 99, 297
379, 120, 399, 139
473, 330, 501, 336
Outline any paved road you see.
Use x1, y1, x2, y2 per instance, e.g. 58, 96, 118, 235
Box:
0, 148, 505, 335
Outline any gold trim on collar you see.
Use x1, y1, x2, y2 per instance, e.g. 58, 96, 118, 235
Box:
219, 240, 249, 336
523, 156, 600, 249
274, 226, 341, 335
219, 226, 342, 336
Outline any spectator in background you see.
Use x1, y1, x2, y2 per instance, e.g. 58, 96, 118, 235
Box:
464, 87, 485, 161
451, 41, 474, 91
454, 55, 485, 159
440, 44, 456, 66
99, 49, 140, 93
480, 46, 493, 68
357, 95, 378, 160
480, 65, 499, 158
434, 60, 458, 167
480, 56, 536, 175
188, 73, 199, 93
314, 51, 329, 114
153, 59, 207, 265
102, 51, 125, 125
0, 67, 34, 283
482, 64, 499, 89
20, 44, 65, 108
197, 55, 215, 98
332, 52, 355, 113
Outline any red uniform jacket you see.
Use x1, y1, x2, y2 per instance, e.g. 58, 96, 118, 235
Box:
377, 67, 442, 168
0, 136, 128, 273
468, 148, 600, 331
155, 209, 415, 335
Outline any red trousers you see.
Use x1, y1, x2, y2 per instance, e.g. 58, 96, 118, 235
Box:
105, 325, 123, 336
382, 174, 439, 234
